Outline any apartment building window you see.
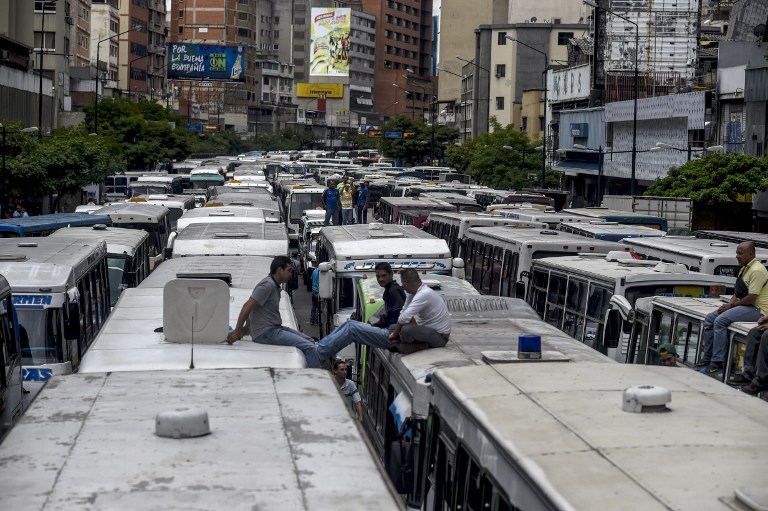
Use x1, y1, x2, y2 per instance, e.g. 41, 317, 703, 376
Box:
498, 32, 507, 45
274, 16, 279, 24
496, 97, 505, 110
78, 34, 89, 49
34, 1, 56, 12
130, 67, 147, 81
78, 5, 88, 19
539, 116, 545, 131
495, 64, 506, 78
557, 32, 574, 45
238, 12, 247, 21
178, 26, 183, 33
521, 117, 528, 130
109, 43, 118, 57
110, 20, 119, 32
179, 10, 184, 18
34, 31, 56, 50
131, 0, 147, 7
130, 43, 147, 56
238, 28, 249, 37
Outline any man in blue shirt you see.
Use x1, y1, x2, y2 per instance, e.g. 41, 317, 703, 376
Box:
356, 181, 370, 224
321, 179, 340, 226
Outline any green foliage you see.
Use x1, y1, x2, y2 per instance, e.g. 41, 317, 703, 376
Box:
252, 128, 317, 151
378, 116, 459, 165
644, 153, 768, 206
7, 126, 117, 201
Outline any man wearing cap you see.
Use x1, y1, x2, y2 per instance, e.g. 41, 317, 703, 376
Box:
699, 241, 768, 376
657, 343, 679, 367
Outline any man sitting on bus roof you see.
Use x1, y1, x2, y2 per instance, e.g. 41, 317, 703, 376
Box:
317, 262, 406, 358
227, 255, 322, 368
389, 269, 452, 351
731, 318, 768, 396
699, 241, 768, 376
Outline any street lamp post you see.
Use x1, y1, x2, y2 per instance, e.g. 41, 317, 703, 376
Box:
505, 36, 548, 188
651, 142, 725, 160
95, 25, 141, 134
584, 0, 639, 196
392, 83, 414, 119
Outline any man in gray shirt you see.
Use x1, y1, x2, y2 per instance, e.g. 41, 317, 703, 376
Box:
227, 255, 321, 367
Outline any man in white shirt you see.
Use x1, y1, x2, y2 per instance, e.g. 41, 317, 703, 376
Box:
389, 269, 451, 350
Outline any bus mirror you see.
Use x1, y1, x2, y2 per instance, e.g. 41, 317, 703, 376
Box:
64, 303, 80, 341
451, 257, 465, 280
318, 262, 333, 299
164, 247, 173, 260
604, 309, 621, 349
520, 270, 531, 279
514, 281, 526, 299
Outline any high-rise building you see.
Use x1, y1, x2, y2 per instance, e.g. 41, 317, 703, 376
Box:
360, 0, 434, 123
118, 0, 165, 101
90, 0, 120, 88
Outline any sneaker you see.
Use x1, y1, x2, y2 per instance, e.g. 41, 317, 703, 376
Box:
741, 382, 768, 396
699, 363, 723, 375
695, 359, 711, 368
729, 373, 753, 386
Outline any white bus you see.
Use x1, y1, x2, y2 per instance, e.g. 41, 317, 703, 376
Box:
128, 194, 196, 230
463, 227, 622, 298
491, 209, 593, 228
0, 274, 22, 438
0, 238, 110, 386
621, 236, 768, 276
425, 211, 548, 258
527, 252, 735, 361
175, 205, 280, 233
168, 221, 288, 258
315, 224, 461, 336
78, 256, 305, 373
0, 368, 401, 509
352, 285, 611, 508
425, 362, 768, 510
559, 220, 666, 241
49, 225, 151, 306
128, 174, 186, 196
622, 295, 757, 384
189, 166, 225, 188
95, 203, 172, 268
284, 186, 325, 241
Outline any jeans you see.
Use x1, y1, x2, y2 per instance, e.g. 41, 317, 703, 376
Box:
317, 320, 391, 361
335, 207, 343, 227
310, 294, 319, 324
400, 323, 449, 348
356, 206, 368, 224
701, 306, 762, 364
255, 326, 320, 368
743, 327, 768, 383
342, 208, 354, 225
324, 206, 338, 226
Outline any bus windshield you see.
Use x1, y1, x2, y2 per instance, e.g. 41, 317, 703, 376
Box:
131, 185, 170, 197
290, 194, 324, 223
18, 309, 62, 365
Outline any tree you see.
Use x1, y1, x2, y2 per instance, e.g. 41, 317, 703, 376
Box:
644, 153, 768, 205
378, 116, 459, 165
8, 127, 119, 209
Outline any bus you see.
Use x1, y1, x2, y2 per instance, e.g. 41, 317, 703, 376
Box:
352, 286, 611, 508
189, 167, 225, 188
315, 224, 461, 337
621, 295, 756, 384
129, 194, 196, 230
95, 203, 172, 267
0, 213, 113, 238
564, 207, 668, 230
694, 230, 768, 249
395, 209, 435, 229
103, 171, 162, 202
128, 174, 186, 197
463, 227, 622, 298
49, 225, 151, 306
378, 196, 457, 224
176, 206, 279, 232
284, 186, 325, 241
425, 211, 548, 259
473, 190, 554, 209
0, 238, 110, 387
0, 368, 401, 509
527, 252, 735, 361
78, 256, 306, 373
419, 192, 484, 213
559, 220, 666, 241
620, 236, 768, 276
0, 274, 22, 439
168, 222, 288, 258
491, 209, 592, 229
424, 361, 768, 510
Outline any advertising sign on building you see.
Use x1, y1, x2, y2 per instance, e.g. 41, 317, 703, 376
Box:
167, 44, 245, 82
310, 8, 351, 77
296, 83, 344, 98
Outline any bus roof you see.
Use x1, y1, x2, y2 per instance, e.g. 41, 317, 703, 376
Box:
465, 226, 621, 251
694, 230, 768, 249
321, 225, 451, 261
179, 207, 277, 230
0, 213, 114, 236
0, 238, 107, 292
560, 221, 666, 240
140, 255, 271, 289
532, 254, 738, 285
564, 207, 666, 221
172, 222, 288, 257
49, 226, 150, 258
379, 196, 457, 208
0, 368, 400, 510
130, 194, 196, 208
431, 362, 768, 510
621, 236, 768, 261
427, 211, 549, 229
492, 210, 591, 224
95, 203, 170, 221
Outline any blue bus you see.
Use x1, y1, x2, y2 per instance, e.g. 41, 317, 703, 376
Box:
559, 221, 666, 242
563, 207, 668, 231
0, 213, 113, 238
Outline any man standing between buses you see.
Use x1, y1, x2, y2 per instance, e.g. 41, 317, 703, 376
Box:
699, 241, 768, 376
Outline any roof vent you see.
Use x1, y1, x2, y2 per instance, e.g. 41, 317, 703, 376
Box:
155, 409, 211, 438
539, 230, 559, 236
709, 242, 729, 247
0, 254, 28, 262
92, 224, 108, 230
622, 385, 671, 413
17, 242, 38, 248
606, 250, 634, 262
652, 262, 689, 273
214, 232, 250, 238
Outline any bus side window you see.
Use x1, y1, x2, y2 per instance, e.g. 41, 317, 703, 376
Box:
544, 273, 567, 328
674, 316, 700, 364
646, 310, 673, 364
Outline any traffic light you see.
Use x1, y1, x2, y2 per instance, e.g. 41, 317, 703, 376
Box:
403, 132, 415, 138
368, 130, 382, 138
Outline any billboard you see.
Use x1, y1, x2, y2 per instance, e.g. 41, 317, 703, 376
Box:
296, 83, 344, 98
310, 8, 350, 77
167, 44, 245, 82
